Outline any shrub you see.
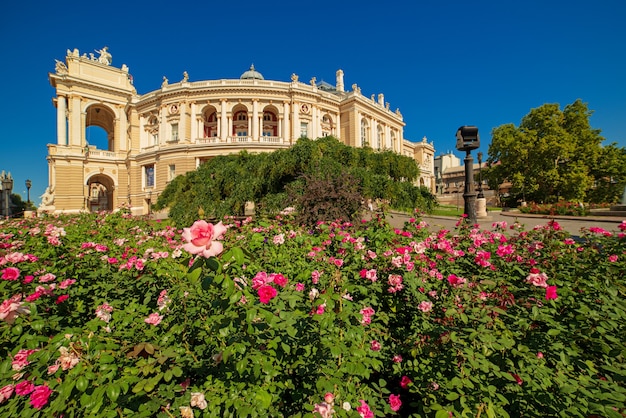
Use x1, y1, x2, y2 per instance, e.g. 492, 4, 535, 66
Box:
1, 212, 625, 417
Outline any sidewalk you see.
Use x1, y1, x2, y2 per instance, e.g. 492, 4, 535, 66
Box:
383, 210, 625, 236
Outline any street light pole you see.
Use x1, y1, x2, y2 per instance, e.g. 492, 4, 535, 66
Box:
455, 126, 480, 225
26, 179, 32, 205
477, 152, 484, 199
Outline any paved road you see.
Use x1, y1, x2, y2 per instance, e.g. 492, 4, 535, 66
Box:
383, 210, 625, 237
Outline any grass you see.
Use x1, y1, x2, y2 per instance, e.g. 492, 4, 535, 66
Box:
428, 204, 503, 217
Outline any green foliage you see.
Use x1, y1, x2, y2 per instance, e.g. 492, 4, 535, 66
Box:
486, 99, 626, 204
156, 136, 430, 227
1, 213, 626, 417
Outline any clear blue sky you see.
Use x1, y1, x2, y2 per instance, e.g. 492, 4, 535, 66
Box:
1, 0, 625, 205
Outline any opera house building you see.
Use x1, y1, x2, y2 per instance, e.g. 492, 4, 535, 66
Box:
45, 47, 435, 215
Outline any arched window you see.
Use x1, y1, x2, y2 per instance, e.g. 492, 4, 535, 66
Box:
377, 125, 384, 150
361, 119, 369, 147
391, 131, 396, 151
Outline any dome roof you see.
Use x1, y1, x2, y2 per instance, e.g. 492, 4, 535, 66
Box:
240, 64, 264, 80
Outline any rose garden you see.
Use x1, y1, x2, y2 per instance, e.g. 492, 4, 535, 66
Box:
1, 207, 625, 417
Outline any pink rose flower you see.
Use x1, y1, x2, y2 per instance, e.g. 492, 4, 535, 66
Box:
295, 283, 305, 291
29, 385, 52, 409
257, 285, 277, 304
1, 267, 20, 281
399, 375, 412, 389
15, 380, 35, 396
370, 340, 381, 351
12, 349, 37, 371
418, 301, 433, 313
545, 285, 558, 300
181, 220, 227, 258
356, 399, 374, 418
271, 273, 288, 287
0, 385, 14, 403
144, 312, 163, 326
0, 294, 30, 324
388, 394, 402, 412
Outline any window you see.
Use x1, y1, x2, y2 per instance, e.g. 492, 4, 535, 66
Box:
361, 119, 369, 147
300, 122, 308, 138
171, 123, 178, 142
145, 165, 155, 188
152, 132, 158, 145
168, 164, 176, 182
377, 126, 384, 150
236, 112, 247, 121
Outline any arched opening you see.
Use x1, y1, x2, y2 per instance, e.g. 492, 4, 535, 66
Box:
86, 105, 115, 151
86, 174, 115, 212
321, 113, 333, 137
232, 105, 249, 137
262, 106, 279, 137
202, 106, 219, 138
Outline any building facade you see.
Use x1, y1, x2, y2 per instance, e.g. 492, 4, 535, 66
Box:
46, 47, 435, 215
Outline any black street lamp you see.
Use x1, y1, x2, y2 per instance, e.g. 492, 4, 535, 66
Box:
1, 172, 14, 219
477, 152, 484, 199
25, 179, 32, 205
455, 126, 480, 224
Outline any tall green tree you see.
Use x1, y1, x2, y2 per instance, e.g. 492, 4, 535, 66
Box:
485, 99, 622, 204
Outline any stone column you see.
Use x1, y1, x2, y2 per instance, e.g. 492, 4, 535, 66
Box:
179, 102, 186, 142
70, 97, 82, 146
335, 113, 340, 139
292, 103, 299, 140
220, 100, 228, 141
190, 102, 197, 140
252, 100, 259, 140
57, 96, 67, 145
282, 101, 290, 143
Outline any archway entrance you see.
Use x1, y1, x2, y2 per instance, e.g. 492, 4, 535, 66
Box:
87, 175, 114, 212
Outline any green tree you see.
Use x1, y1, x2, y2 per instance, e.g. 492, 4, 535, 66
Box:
156, 136, 432, 226
486, 99, 613, 204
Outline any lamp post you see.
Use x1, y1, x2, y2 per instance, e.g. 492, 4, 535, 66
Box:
1, 172, 14, 219
455, 126, 480, 224
25, 179, 32, 205
477, 152, 484, 199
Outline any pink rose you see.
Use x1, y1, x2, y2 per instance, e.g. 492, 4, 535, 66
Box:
399, 375, 412, 389
356, 399, 374, 418
144, 312, 163, 326
1, 267, 20, 281
418, 301, 433, 313
388, 394, 402, 412
295, 283, 305, 291
271, 273, 288, 287
15, 380, 35, 396
0, 385, 14, 403
181, 220, 227, 258
0, 294, 30, 324
29, 385, 52, 409
257, 285, 277, 304
545, 285, 558, 300
370, 340, 381, 351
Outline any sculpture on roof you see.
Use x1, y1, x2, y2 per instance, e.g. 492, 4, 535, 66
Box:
182, 71, 189, 82
95, 46, 112, 65
291, 73, 299, 82
54, 59, 68, 75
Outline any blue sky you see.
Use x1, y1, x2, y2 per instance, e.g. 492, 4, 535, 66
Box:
1, 0, 625, 205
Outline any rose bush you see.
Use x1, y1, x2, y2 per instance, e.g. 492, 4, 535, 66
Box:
0, 209, 625, 417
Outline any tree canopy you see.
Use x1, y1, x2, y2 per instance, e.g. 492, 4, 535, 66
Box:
155, 136, 435, 227
485, 99, 626, 204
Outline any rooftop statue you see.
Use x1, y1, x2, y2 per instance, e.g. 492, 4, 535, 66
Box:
95, 46, 112, 65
